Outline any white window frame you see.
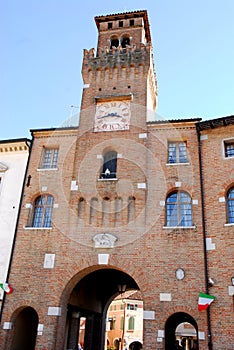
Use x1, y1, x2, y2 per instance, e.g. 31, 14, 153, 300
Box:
39, 147, 59, 170
167, 141, 189, 164
223, 138, 234, 159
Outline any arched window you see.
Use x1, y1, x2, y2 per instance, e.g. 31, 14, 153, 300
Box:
110, 36, 119, 49
128, 316, 135, 330
32, 194, 54, 227
227, 187, 234, 223
166, 191, 192, 227
121, 35, 130, 48
100, 151, 117, 179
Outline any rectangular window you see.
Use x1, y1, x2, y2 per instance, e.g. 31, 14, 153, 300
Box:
119, 21, 123, 27
224, 140, 234, 158
168, 142, 188, 164
40, 148, 59, 169
108, 317, 116, 330
108, 22, 112, 29
130, 19, 134, 26
127, 303, 137, 311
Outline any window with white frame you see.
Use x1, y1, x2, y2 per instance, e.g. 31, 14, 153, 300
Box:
224, 140, 234, 158
168, 142, 188, 164
31, 194, 54, 227
127, 303, 137, 311
227, 187, 234, 223
166, 191, 192, 227
40, 148, 59, 169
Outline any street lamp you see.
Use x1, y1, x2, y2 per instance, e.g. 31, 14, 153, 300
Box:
118, 284, 127, 294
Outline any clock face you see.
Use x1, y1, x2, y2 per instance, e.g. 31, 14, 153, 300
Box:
94, 101, 131, 132
175, 268, 185, 280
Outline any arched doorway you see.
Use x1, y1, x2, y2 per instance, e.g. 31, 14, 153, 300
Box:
129, 340, 142, 350
63, 267, 140, 350
165, 312, 198, 350
11, 306, 38, 350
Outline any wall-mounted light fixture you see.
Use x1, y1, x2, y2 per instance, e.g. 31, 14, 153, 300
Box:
118, 284, 127, 294
208, 278, 215, 287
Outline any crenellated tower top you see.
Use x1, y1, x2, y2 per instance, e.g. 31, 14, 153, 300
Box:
94, 10, 151, 55
80, 10, 157, 130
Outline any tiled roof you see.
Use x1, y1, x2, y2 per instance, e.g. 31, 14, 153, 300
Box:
147, 117, 202, 124
95, 10, 151, 42
197, 115, 234, 130
115, 289, 142, 301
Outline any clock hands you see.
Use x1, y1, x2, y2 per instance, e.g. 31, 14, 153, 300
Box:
98, 112, 122, 119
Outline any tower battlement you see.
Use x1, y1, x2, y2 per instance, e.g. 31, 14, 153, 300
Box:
82, 43, 152, 79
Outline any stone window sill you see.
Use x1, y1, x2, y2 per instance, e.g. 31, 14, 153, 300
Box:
163, 226, 196, 229
166, 163, 190, 166
24, 226, 52, 230
37, 168, 58, 171
98, 178, 118, 182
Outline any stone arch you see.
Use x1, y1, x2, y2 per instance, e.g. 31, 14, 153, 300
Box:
55, 266, 140, 350
165, 312, 199, 350
9, 306, 39, 350
110, 35, 119, 49
120, 34, 131, 48
129, 340, 143, 350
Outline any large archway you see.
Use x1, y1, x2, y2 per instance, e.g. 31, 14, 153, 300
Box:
165, 312, 198, 350
63, 267, 140, 350
11, 306, 39, 350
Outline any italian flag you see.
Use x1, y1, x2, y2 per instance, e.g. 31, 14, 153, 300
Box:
198, 292, 215, 311
0, 283, 13, 295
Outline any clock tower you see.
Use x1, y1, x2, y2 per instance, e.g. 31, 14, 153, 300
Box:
79, 10, 157, 132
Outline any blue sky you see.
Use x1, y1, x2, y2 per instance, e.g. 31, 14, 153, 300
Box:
1, 0, 234, 139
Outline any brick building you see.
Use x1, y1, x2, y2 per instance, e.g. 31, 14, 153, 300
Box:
0, 10, 233, 350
